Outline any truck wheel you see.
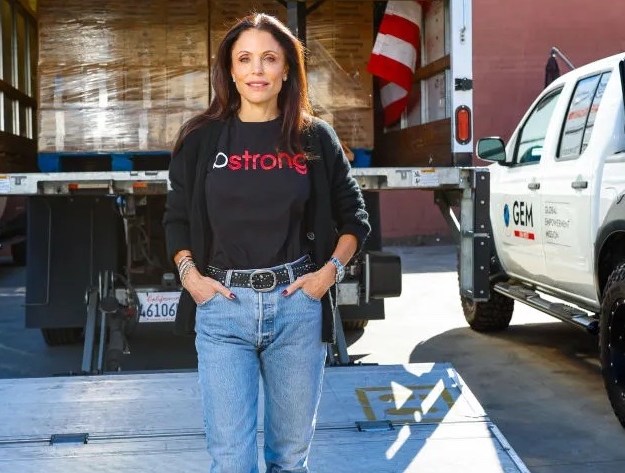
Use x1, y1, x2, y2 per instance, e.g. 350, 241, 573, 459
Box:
460, 292, 514, 332
41, 327, 83, 346
343, 319, 369, 330
600, 262, 625, 428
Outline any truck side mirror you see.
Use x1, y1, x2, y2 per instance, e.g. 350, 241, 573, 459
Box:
476, 137, 507, 165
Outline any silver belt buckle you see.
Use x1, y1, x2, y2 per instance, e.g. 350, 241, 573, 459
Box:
249, 269, 277, 292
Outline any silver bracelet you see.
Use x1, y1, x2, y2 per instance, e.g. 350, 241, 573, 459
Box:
179, 263, 195, 286
176, 255, 192, 272
177, 256, 196, 286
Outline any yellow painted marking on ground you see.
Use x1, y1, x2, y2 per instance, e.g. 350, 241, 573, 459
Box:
355, 384, 457, 423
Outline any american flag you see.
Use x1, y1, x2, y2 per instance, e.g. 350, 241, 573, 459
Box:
367, 1, 422, 127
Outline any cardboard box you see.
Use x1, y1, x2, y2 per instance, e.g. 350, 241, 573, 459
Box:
307, 0, 374, 149
38, 0, 210, 152
122, 66, 165, 108
166, 67, 209, 109
38, 0, 374, 152
332, 109, 374, 150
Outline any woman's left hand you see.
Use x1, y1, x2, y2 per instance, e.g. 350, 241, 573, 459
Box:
282, 263, 336, 300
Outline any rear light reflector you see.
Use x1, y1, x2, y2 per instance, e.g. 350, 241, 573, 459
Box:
455, 106, 471, 145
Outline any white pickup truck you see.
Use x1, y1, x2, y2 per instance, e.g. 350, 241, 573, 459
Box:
461, 52, 625, 427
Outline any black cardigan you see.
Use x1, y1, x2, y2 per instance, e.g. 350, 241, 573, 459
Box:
163, 116, 370, 343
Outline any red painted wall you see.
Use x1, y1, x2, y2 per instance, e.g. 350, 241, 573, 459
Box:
380, 0, 625, 243
380, 189, 450, 244
473, 0, 625, 145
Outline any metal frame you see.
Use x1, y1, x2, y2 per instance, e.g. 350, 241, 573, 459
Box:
450, 0, 473, 158
1, 168, 490, 290
0, 168, 490, 305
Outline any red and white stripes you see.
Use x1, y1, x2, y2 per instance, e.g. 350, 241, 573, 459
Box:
367, 1, 422, 126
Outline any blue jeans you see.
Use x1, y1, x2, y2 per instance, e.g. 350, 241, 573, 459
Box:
194, 262, 326, 473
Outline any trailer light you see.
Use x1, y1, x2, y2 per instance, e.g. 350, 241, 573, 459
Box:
131, 181, 168, 194
66, 182, 110, 193
455, 106, 471, 145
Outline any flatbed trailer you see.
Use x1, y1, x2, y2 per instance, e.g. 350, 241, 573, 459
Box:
0, 363, 529, 472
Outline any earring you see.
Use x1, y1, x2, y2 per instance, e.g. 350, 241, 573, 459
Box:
283, 75, 287, 82
232, 76, 236, 83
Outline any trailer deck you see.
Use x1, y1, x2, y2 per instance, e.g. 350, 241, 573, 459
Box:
0, 363, 529, 472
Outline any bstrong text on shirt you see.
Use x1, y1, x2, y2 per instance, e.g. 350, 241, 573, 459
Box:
212, 149, 308, 175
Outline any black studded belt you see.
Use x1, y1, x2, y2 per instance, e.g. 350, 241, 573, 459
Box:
205, 257, 317, 292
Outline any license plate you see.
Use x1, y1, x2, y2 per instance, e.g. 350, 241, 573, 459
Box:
136, 291, 180, 323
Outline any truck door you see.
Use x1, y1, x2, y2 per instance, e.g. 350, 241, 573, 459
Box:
491, 89, 563, 280
539, 71, 612, 302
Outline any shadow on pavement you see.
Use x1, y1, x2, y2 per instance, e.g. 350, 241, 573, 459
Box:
408, 321, 625, 472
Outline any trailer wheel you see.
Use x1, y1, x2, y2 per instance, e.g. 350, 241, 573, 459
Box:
343, 319, 369, 331
600, 262, 625, 428
460, 291, 514, 332
41, 327, 83, 346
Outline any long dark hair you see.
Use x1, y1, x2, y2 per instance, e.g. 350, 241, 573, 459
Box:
173, 13, 313, 155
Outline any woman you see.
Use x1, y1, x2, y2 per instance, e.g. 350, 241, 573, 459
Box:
164, 12, 370, 473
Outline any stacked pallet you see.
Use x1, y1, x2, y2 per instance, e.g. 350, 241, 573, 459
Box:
38, 0, 209, 153
307, 0, 374, 150
37, 0, 374, 159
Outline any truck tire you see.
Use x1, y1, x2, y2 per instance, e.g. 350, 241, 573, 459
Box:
600, 262, 625, 428
41, 327, 83, 346
460, 292, 514, 332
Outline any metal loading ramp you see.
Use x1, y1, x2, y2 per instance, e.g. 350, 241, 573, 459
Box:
0, 363, 530, 472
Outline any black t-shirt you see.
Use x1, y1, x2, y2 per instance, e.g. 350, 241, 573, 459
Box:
205, 116, 310, 270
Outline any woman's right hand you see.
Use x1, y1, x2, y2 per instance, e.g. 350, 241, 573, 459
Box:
183, 268, 236, 304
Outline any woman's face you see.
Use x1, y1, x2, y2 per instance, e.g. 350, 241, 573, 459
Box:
231, 29, 288, 112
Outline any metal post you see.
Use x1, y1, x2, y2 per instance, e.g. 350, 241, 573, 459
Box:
458, 168, 491, 302
81, 288, 99, 373
458, 170, 473, 298
97, 312, 107, 373
332, 307, 350, 365
471, 168, 491, 301
285, 1, 307, 46
434, 190, 461, 244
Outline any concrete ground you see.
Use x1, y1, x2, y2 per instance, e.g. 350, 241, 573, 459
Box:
1, 245, 624, 471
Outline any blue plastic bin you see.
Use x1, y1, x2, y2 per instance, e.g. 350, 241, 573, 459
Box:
352, 148, 372, 167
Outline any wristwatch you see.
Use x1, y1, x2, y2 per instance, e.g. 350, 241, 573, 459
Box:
328, 256, 345, 284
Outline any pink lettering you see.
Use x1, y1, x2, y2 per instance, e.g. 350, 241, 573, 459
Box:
228, 155, 242, 170
278, 152, 292, 169
261, 154, 277, 170
242, 150, 253, 170
213, 150, 308, 174
292, 153, 308, 175
252, 154, 261, 170
146, 294, 178, 303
